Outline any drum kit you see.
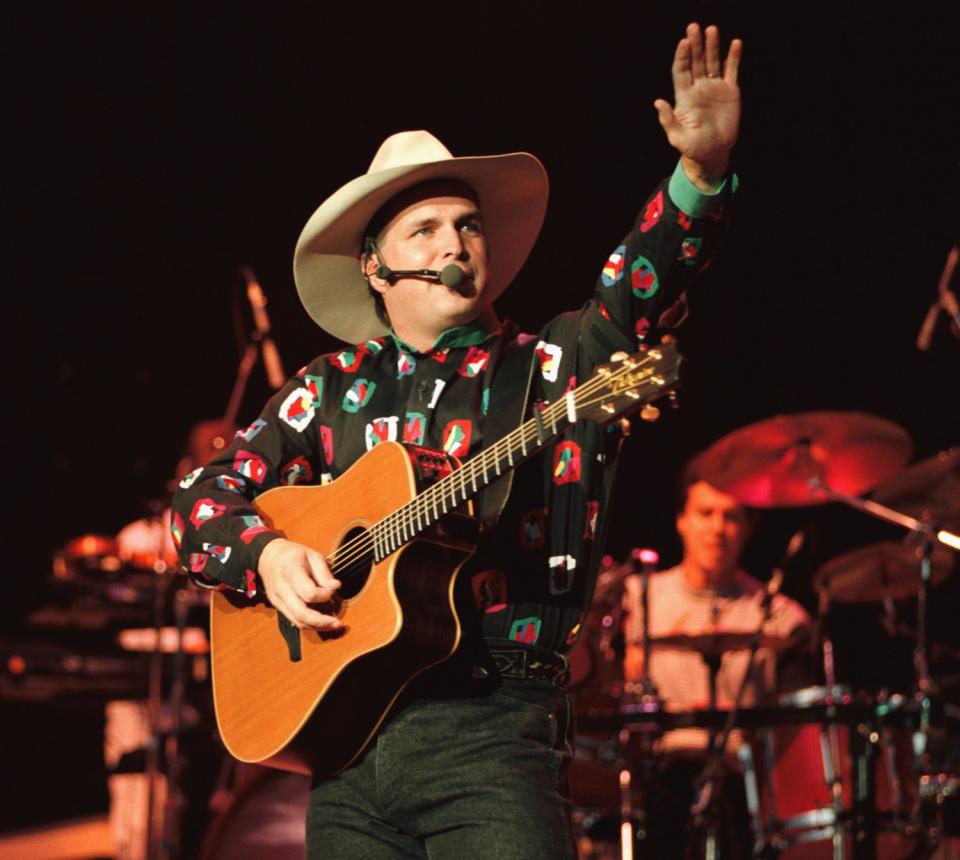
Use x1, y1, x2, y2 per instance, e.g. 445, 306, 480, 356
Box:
4, 410, 955, 859
568, 413, 959, 860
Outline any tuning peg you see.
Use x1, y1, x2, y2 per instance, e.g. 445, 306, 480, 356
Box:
667, 390, 680, 409
619, 418, 632, 437
640, 404, 661, 422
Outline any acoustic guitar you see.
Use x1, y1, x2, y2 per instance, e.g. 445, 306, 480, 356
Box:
209, 344, 681, 776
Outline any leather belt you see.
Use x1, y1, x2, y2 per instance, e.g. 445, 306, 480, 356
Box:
487, 645, 569, 685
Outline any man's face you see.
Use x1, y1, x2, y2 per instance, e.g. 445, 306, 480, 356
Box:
366, 180, 491, 336
676, 481, 750, 583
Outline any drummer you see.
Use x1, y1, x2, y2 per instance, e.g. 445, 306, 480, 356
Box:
621, 459, 812, 856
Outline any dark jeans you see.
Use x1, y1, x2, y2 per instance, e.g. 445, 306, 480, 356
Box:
306, 677, 576, 859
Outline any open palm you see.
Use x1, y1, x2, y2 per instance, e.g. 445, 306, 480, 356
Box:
655, 24, 742, 170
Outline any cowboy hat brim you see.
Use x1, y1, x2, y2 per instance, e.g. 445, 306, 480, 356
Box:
293, 140, 548, 344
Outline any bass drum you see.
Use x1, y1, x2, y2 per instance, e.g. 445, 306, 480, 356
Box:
200, 766, 310, 860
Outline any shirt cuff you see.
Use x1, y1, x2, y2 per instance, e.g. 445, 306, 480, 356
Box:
667, 159, 738, 218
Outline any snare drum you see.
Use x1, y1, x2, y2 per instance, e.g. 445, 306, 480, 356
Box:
745, 686, 919, 859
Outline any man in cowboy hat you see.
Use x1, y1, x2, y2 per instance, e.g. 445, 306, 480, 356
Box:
173, 22, 741, 859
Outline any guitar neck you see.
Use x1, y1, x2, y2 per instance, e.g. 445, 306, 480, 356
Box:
367, 345, 677, 562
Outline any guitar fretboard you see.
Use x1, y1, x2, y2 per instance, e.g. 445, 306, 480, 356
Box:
326, 346, 676, 576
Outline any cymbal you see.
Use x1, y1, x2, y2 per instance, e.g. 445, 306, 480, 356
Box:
871, 447, 960, 527
693, 411, 912, 507
813, 540, 954, 602
650, 630, 794, 656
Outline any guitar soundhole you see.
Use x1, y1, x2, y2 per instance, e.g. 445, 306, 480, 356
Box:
336, 526, 374, 599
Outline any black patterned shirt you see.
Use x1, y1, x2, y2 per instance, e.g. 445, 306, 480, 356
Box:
171, 164, 734, 653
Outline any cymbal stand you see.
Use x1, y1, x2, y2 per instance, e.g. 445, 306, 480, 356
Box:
806, 480, 957, 694
807, 478, 960, 554
624, 551, 661, 704
690, 580, 780, 859
914, 539, 936, 696
810, 480, 953, 855
815, 587, 846, 860
618, 552, 663, 859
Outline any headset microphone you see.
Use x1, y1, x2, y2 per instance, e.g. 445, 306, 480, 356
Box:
367, 238, 467, 289
374, 263, 466, 288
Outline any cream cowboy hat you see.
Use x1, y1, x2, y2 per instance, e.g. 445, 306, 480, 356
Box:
293, 130, 549, 344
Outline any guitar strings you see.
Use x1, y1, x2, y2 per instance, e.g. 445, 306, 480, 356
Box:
326, 371, 662, 581
324, 358, 667, 580
326, 392, 572, 575
322, 355, 670, 580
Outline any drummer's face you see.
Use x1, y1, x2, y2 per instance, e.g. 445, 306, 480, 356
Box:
677, 481, 750, 583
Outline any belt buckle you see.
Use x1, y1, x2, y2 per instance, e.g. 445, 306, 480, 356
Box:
491, 648, 527, 679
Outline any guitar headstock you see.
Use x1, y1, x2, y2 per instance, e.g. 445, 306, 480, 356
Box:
575, 340, 683, 425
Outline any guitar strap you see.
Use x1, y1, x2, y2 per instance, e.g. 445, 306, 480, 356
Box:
473, 329, 538, 528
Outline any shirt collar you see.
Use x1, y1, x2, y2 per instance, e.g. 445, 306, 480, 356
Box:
389, 316, 501, 355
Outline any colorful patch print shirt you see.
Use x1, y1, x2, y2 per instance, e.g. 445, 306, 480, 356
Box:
172, 163, 733, 653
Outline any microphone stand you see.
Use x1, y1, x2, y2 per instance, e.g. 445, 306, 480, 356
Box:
222, 266, 287, 428
144, 570, 175, 860
689, 573, 781, 860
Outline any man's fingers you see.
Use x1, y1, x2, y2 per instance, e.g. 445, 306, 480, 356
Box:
704, 25, 722, 78
686, 22, 707, 79
723, 38, 743, 85
304, 549, 341, 596
275, 585, 343, 631
284, 604, 343, 631
290, 567, 339, 605
291, 605, 343, 631
672, 36, 692, 91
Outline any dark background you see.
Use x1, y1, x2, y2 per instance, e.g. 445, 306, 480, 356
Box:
7, 1, 959, 836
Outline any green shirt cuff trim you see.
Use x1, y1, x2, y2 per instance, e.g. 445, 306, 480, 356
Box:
667, 159, 738, 218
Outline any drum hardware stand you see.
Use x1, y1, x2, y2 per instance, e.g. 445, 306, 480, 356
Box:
143, 574, 193, 860
807, 479, 959, 859
807, 477, 959, 836
688, 650, 736, 859
689, 571, 786, 859
616, 549, 663, 859
848, 720, 879, 860
812, 586, 848, 860
144, 570, 173, 860
158, 587, 192, 860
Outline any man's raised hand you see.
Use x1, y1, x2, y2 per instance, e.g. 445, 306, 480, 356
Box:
655, 23, 742, 187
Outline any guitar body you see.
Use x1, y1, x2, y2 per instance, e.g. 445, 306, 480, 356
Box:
206, 344, 681, 778
209, 441, 476, 777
